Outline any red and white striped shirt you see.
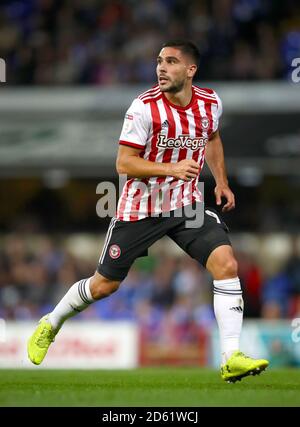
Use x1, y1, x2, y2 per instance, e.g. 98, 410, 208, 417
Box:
117, 85, 222, 221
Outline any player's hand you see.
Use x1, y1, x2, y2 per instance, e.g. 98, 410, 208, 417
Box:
170, 159, 200, 181
214, 185, 235, 212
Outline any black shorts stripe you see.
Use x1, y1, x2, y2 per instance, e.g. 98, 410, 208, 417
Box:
99, 217, 118, 264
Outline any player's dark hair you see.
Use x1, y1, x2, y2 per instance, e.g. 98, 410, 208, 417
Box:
161, 40, 200, 66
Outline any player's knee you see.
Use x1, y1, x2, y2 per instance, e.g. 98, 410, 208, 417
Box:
219, 257, 238, 279
90, 273, 120, 300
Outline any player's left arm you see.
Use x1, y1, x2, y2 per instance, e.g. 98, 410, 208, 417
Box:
205, 130, 235, 212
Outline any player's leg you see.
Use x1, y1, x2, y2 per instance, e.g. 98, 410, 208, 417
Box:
168, 206, 268, 382
27, 272, 121, 365
48, 271, 121, 332
206, 244, 242, 364
28, 215, 176, 365
27, 217, 130, 365
206, 245, 268, 382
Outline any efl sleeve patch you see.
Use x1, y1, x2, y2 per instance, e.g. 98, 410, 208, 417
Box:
119, 99, 149, 147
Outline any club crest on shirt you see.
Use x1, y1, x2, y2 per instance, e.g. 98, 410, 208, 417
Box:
109, 244, 121, 259
201, 117, 210, 129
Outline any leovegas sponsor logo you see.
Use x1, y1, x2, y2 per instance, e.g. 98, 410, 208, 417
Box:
157, 134, 208, 151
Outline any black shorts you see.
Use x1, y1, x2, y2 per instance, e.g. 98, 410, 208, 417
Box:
97, 204, 231, 281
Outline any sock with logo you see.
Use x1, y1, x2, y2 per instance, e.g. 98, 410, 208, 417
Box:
213, 277, 243, 365
48, 277, 95, 333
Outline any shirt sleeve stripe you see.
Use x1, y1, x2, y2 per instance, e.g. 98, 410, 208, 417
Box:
119, 140, 145, 149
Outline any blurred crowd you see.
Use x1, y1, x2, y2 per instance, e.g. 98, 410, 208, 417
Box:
1, 234, 300, 327
1, 0, 300, 85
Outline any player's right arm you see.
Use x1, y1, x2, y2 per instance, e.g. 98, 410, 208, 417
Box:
116, 97, 199, 181
116, 145, 199, 181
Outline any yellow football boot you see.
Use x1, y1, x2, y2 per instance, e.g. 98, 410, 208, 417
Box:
27, 315, 55, 365
221, 351, 269, 383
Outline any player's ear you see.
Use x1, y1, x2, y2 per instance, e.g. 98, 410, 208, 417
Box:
188, 64, 197, 78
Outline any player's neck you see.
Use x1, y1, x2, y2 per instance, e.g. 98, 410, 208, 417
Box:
164, 86, 193, 108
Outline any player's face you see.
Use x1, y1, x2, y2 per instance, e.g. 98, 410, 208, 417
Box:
156, 47, 196, 93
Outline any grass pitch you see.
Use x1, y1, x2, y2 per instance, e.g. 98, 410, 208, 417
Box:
0, 368, 300, 407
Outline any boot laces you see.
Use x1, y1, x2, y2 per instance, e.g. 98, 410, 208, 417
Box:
235, 351, 251, 359
36, 327, 54, 348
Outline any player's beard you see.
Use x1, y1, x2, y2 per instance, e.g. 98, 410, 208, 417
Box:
160, 78, 185, 93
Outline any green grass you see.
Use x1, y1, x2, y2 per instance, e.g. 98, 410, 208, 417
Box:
0, 368, 300, 407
